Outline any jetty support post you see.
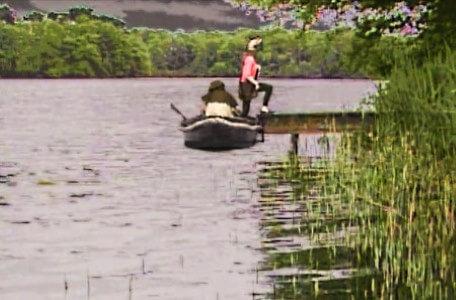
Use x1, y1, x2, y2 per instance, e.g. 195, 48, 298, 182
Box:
290, 133, 299, 155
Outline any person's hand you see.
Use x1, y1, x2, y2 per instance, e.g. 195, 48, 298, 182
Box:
257, 65, 261, 71
255, 82, 260, 90
232, 108, 240, 116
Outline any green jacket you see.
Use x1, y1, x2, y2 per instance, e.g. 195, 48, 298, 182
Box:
202, 80, 238, 108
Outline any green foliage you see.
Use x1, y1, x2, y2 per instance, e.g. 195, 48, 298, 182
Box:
243, 0, 456, 50
0, 25, 24, 75
375, 48, 456, 160
68, 6, 94, 20
165, 35, 196, 71
0, 4, 15, 24
22, 6, 126, 28
23, 11, 45, 22
141, 26, 409, 79
47, 12, 69, 22
0, 17, 152, 78
291, 46, 456, 299
266, 47, 456, 299
421, 1, 456, 51
348, 34, 416, 78
0, 11, 415, 78
96, 14, 126, 28
348, 49, 456, 297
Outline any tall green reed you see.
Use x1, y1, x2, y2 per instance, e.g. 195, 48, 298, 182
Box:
322, 47, 456, 299
261, 48, 455, 299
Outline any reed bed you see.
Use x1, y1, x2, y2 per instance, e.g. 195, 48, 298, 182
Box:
340, 48, 456, 299
260, 48, 455, 299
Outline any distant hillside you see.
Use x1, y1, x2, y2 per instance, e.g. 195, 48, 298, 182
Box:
1, 0, 263, 30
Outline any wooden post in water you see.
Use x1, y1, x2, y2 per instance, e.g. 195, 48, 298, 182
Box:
290, 133, 299, 155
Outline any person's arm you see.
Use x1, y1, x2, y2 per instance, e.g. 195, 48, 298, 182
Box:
230, 95, 240, 115
247, 76, 259, 90
226, 92, 237, 108
256, 64, 261, 78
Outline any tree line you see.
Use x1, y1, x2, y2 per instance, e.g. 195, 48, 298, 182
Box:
0, 5, 413, 79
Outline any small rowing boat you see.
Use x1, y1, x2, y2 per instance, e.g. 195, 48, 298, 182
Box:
180, 116, 263, 150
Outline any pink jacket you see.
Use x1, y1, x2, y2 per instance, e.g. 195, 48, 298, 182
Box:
240, 54, 258, 83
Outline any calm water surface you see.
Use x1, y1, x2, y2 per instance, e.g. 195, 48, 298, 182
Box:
0, 78, 376, 299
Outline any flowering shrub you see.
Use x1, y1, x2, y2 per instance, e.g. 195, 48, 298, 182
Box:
227, 1, 429, 36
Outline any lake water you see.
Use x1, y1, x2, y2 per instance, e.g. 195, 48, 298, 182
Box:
0, 78, 376, 299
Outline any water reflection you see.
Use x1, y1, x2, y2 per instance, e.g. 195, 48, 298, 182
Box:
256, 152, 377, 299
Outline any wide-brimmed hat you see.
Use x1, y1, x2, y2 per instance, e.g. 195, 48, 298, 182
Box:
208, 80, 225, 91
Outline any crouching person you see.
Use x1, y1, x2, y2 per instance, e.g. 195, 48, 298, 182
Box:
202, 80, 239, 118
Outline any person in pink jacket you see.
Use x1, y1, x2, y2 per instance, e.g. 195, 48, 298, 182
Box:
238, 36, 273, 117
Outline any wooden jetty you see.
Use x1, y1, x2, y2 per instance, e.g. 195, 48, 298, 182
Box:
264, 111, 376, 134
263, 111, 376, 155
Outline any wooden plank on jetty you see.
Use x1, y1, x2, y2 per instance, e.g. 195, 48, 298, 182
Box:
264, 111, 376, 134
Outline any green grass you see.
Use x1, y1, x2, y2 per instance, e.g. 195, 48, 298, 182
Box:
259, 48, 456, 299
314, 48, 456, 298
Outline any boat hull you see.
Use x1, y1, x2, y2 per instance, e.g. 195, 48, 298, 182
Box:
180, 117, 262, 150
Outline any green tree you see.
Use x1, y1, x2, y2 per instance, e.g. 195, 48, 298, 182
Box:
23, 11, 45, 22
146, 30, 173, 75
15, 21, 66, 77
185, 31, 220, 74
164, 34, 196, 73
0, 24, 25, 75
0, 6, 419, 79
0, 4, 16, 24
242, 0, 456, 46
69, 6, 94, 20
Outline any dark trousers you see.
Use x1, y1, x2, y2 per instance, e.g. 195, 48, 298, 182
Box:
240, 82, 273, 117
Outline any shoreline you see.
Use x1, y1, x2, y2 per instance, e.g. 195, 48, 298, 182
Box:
0, 75, 373, 80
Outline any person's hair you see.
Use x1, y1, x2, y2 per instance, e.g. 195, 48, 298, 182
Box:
246, 35, 262, 51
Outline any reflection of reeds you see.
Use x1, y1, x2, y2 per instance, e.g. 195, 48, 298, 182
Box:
128, 275, 133, 300
86, 271, 91, 300
64, 274, 68, 299
257, 155, 369, 298
259, 49, 456, 299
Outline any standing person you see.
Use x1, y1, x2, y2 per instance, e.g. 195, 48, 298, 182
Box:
238, 36, 273, 117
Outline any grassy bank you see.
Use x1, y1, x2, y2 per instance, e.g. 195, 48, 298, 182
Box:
0, 14, 415, 79
265, 48, 455, 298
337, 48, 456, 298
